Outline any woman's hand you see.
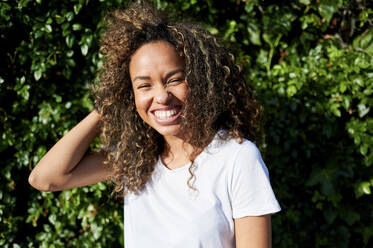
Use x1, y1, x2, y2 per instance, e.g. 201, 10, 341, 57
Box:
28, 110, 112, 191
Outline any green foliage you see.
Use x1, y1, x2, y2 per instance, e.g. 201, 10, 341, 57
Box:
1, 0, 372, 247
1, 0, 124, 247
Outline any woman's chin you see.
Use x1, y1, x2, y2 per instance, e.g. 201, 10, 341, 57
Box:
153, 124, 183, 138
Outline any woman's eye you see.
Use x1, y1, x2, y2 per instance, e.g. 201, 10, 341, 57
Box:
138, 83, 151, 89
167, 78, 184, 84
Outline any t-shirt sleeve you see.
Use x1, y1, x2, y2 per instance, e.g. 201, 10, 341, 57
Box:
228, 140, 281, 219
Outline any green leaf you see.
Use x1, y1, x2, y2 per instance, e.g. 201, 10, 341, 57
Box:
262, 33, 273, 47
256, 49, 268, 67
360, 144, 368, 156
18, 85, 30, 100
354, 53, 371, 69
340, 208, 361, 226
81, 43, 88, 56
66, 58, 76, 67
53, 94, 62, 103
244, 3, 254, 13
247, 23, 261, 45
318, 0, 338, 23
65, 11, 74, 22
74, 4, 83, 14
357, 103, 370, 118
61, 22, 70, 37
45, 24, 52, 33
287, 85, 297, 97
48, 214, 57, 225
355, 181, 372, 198
223, 20, 237, 41
66, 50, 74, 57
353, 30, 373, 55
323, 207, 337, 224
55, 14, 64, 24
72, 23, 82, 31
352, 77, 364, 87
66, 35, 75, 48
34, 70, 42, 81
34, 30, 43, 39
330, 103, 341, 117
361, 181, 371, 194
339, 82, 347, 93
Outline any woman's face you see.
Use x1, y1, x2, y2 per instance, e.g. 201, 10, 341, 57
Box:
129, 40, 187, 137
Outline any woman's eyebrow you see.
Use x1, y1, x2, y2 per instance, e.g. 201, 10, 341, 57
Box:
133, 76, 150, 83
133, 69, 184, 83
165, 69, 184, 79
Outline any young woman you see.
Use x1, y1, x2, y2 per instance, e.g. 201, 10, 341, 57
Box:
29, 2, 281, 247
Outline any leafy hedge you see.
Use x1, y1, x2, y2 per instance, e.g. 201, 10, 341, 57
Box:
1, 0, 372, 247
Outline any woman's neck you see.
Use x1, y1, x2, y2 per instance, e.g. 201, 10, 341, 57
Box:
161, 135, 195, 169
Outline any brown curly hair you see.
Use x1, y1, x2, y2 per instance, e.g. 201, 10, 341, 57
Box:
93, 1, 262, 197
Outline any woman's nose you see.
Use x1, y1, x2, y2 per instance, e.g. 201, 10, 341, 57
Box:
155, 87, 170, 104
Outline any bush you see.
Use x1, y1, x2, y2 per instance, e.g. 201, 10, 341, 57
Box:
1, 0, 372, 247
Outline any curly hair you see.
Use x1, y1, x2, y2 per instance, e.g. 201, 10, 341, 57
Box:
93, 1, 262, 197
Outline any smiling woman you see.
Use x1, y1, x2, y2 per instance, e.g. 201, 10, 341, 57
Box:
28, 1, 280, 247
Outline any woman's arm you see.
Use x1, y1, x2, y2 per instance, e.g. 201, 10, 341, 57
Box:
234, 214, 272, 248
28, 109, 112, 192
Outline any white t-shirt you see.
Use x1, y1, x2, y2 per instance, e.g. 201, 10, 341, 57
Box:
124, 135, 281, 248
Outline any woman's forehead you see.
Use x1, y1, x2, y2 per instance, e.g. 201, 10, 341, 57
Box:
129, 41, 185, 78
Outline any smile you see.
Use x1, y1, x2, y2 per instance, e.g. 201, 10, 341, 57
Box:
151, 106, 182, 124
154, 109, 178, 119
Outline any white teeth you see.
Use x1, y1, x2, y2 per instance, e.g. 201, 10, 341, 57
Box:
154, 109, 178, 119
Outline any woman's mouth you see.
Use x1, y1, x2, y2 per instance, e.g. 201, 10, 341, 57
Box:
154, 109, 178, 119
151, 106, 182, 124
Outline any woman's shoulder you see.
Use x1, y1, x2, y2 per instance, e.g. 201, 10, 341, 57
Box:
210, 130, 260, 155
